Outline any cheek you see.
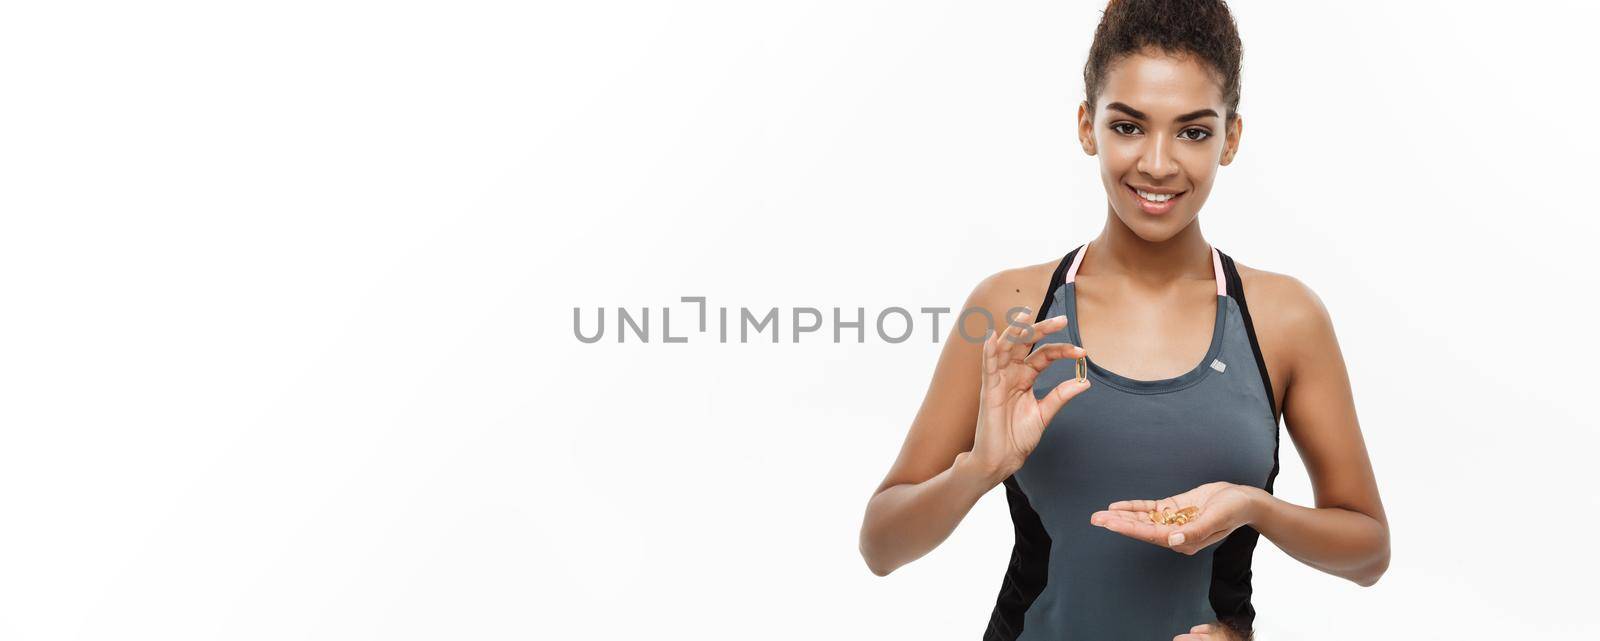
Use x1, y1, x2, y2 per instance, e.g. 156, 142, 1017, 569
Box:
1182, 164, 1218, 190
1098, 146, 1139, 175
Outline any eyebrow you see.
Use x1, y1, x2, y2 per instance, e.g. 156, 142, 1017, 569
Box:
1105, 101, 1219, 123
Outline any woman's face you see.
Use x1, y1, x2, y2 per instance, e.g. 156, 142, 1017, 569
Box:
1078, 49, 1242, 242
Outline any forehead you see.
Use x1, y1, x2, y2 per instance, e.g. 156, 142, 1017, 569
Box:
1098, 51, 1223, 117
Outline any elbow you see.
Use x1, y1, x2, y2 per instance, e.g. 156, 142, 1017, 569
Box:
1352, 536, 1391, 587
1354, 554, 1389, 587
858, 513, 903, 577
860, 548, 893, 577
859, 531, 896, 577
858, 495, 899, 577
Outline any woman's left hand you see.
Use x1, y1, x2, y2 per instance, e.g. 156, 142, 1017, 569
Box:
1173, 621, 1245, 640
1089, 481, 1259, 555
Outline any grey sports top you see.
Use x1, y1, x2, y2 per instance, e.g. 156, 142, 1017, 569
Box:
984, 242, 1283, 640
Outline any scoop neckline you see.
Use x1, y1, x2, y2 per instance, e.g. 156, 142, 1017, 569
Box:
1063, 280, 1225, 395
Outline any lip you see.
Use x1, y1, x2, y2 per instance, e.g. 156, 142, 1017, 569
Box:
1126, 183, 1186, 215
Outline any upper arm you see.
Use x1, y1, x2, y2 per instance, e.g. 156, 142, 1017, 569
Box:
870, 271, 1027, 497
1274, 276, 1388, 526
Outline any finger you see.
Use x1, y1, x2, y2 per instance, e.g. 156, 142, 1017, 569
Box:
981, 343, 1012, 408
1109, 496, 1183, 513
997, 310, 1033, 362
1172, 634, 1209, 640
1109, 498, 1154, 511
1034, 376, 1090, 425
1191, 623, 1214, 633
1093, 511, 1168, 546
1006, 311, 1056, 361
1173, 522, 1232, 554
1017, 314, 1070, 352
1022, 341, 1085, 373
1109, 497, 1184, 512
1089, 509, 1156, 525
982, 315, 1001, 377
1009, 343, 1067, 395
1186, 531, 1230, 555
996, 310, 1025, 345
988, 311, 1017, 374
1169, 508, 1231, 551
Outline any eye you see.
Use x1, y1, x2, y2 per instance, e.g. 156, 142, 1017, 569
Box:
1180, 127, 1212, 141
1111, 122, 1141, 136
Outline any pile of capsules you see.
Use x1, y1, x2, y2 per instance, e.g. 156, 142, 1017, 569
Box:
1149, 506, 1200, 526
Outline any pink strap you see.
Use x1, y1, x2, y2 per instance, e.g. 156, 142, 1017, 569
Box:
1063, 243, 1088, 283
1211, 245, 1227, 296
1064, 242, 1228, 297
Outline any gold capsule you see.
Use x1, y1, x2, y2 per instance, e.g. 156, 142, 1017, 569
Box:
1075, 356, 1087, 382
1148, 506, 1200, 526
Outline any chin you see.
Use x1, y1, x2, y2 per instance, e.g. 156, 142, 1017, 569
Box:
1115, 210, 1191, 243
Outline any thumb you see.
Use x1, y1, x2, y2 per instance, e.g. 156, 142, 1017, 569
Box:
1035, 377, 1090, 424
1168, 513, 1225, 551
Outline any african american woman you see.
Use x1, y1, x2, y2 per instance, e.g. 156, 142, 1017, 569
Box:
857, 2, 1390, 639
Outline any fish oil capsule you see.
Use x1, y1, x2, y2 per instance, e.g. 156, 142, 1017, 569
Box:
1075, 356, 1087, 382
1148, 506, 1200, 526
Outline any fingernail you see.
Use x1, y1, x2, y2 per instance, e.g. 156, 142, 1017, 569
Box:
1168, 532, 1185, 546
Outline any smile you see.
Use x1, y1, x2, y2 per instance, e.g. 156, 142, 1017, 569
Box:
1125, 184, 1185, 215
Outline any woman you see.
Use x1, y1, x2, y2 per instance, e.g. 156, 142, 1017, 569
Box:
856, 2, 1390, 639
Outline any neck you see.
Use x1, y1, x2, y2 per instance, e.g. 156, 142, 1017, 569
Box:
1087, 212, 1212, 285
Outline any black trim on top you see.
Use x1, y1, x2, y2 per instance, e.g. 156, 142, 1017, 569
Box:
1036, 245, 1078, 325
1218, 250, 1279, 425
1206, 250, 1281, 640
982, 246, 1079, 641
982, 477, 1053, 641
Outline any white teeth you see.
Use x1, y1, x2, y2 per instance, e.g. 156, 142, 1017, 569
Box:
1135, 188, 1177, 203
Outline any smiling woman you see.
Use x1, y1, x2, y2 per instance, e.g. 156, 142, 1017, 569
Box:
858, 1, 1390, 640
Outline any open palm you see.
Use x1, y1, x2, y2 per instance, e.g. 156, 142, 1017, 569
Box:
1089, 481, 1257, 555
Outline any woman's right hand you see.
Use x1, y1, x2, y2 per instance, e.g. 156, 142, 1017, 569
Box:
965, 310, 1090, 480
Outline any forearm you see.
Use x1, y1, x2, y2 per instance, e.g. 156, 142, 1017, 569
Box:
859, 452, 1004, 576
1245, 486, 1390, 586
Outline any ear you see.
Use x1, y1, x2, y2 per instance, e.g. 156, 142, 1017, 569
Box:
1220, 114, 1243, 166
1077, 100, 1097, 156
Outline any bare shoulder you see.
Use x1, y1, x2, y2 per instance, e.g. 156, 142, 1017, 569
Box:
1236, 262, 1332, 333
952, 256, 1067, 341
971, 257, 1065, 316
1235, 261, 1338, 390
1237, 260, 1324, 311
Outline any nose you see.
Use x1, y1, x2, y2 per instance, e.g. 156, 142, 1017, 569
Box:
1136, 134, 1179, 181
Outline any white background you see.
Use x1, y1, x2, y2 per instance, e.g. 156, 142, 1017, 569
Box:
2, 1, 1596, 639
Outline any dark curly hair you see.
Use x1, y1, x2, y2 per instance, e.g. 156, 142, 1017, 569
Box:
1083, 0, 1244, 124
